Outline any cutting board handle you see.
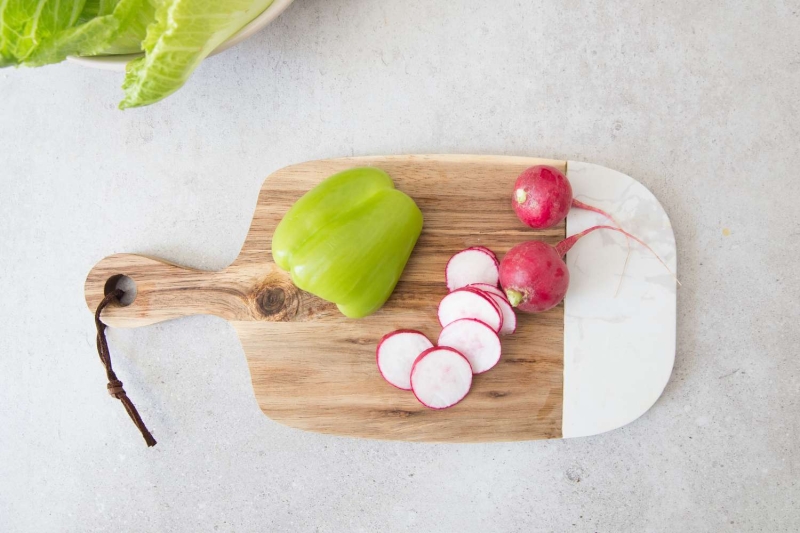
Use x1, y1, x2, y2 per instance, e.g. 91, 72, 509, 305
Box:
84, 253, 303, 328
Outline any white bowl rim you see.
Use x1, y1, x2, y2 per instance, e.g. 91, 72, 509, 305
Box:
67, 0, 295, 71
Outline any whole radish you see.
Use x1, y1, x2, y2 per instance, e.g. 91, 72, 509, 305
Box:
500, 241, 569, 313
500, 225, 676, 313
512, 165, 620, 229
512, 165, 573, 229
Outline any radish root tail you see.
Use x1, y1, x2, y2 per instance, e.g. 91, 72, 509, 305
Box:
557, 225, 680, 286
571, 199, 632, 296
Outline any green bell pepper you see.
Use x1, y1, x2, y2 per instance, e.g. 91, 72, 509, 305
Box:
272, 167, 423, 318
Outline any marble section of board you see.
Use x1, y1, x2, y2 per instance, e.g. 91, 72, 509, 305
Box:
563, 161, 677, 438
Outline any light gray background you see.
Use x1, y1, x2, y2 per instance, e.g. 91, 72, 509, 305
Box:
1, 1, 798, 531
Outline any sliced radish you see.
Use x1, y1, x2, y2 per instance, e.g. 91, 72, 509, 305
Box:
376, 330, 434, 390
461, 287, 504, 331
468, 283, 507, 301
445, 248, 500, 291
467, 285, 517, 335
437, 287, 503, 333
437, 318, 502, 373
469, 246, 499, 266
486, 294, 516, 335
410, 347, 473, 409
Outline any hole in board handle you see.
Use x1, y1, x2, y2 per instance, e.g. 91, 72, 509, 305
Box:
103, 275, 137, 307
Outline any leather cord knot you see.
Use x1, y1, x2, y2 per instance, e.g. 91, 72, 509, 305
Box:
107, 379, 126, 398
95, 289, 157, 447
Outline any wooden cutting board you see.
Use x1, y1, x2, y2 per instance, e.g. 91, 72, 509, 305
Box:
84, 155, 677, 442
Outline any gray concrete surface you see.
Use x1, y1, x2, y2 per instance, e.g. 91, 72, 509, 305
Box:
1, 1, 799, 531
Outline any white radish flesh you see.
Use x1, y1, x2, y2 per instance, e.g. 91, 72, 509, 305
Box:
445, 248, 500, 291
469, 246, 499, 266
437, 288, 503, 333
376, 330, 434, 390
410, 347, 473, 409
437, 318, 502, 373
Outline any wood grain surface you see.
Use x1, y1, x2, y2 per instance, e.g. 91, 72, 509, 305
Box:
85, 155, 567, 442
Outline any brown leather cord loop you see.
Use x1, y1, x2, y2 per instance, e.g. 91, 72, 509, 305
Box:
95, 289, 157, 447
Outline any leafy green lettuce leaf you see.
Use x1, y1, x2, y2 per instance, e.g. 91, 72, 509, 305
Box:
0, 0, 86, 66
119, 0, 274, 109
0, 0, 155, 67
75, 0, 157, 56
97, 0, 155, 55
78, 0, 114, 21
24, 0, 143, 66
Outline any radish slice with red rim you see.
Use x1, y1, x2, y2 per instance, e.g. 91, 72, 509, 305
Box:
437, 287, 503, 333
445, 248, 500, 291
469, 246, 499, 266
410, 347, 473, 409
437, 318, 502, 373
468, 285, 517, 335
376, 330, 434, 390
468, 283, 508, 301
461, 287, 504, 331
487, 294, 516, 335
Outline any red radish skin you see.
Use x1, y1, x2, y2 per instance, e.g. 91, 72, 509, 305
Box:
438, 287, 503, 333
512, 165, 574, 229
376, 330, 434, 390
500, 241, 570, 313
500, 225, 677, 314
438, 318, 502, 373
445, 248, 500, 291
410, 347, 473, 409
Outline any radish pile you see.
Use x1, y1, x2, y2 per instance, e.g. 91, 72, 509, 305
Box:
376, 246, 513, 409
375, 164, 676, 410
511, 164, 633, 294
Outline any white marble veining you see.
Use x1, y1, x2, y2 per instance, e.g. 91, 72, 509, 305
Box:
563, 161, 677, 439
